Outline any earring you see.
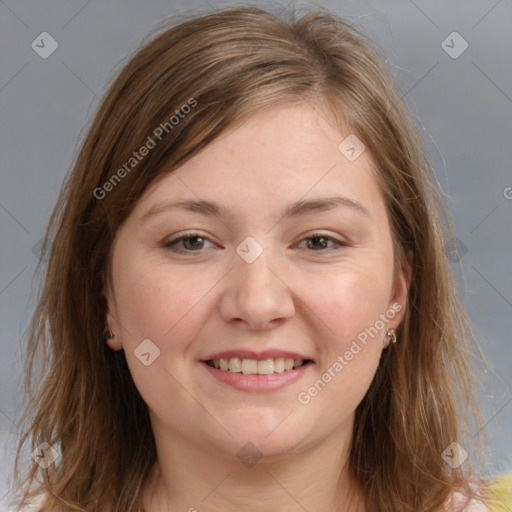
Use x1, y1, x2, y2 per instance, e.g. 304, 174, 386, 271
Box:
106, 330, 115, 340
387, 329, 397, 344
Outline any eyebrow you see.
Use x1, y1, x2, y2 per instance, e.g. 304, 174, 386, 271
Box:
141, 195, 371, 221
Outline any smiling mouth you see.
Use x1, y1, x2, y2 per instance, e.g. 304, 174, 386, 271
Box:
204, 357, 313, 375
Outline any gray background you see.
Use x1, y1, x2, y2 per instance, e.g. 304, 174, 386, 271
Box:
1, 0, 511, 498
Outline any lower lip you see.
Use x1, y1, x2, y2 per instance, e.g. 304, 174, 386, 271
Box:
201, 362, 312, 392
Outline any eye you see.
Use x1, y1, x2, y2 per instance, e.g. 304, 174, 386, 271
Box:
162, 231, 346, 254
163, 232, 216, 253
296, 233, 347, 251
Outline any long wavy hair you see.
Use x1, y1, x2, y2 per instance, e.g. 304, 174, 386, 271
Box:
14, 6, 489, 511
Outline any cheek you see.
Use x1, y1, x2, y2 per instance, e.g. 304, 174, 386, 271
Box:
112, 253, 222, 348
110, 248, 173, 336
303, 261, 393, 386
113, 264, 171, 340
110, 255, 213, 400
318, 268, 392, 339
294, 271, 391, 423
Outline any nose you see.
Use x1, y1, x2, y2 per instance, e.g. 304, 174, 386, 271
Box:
219, 247, 296, 331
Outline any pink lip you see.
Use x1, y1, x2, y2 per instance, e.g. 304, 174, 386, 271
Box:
202, 349, 311, 362
202, 361, 312, 392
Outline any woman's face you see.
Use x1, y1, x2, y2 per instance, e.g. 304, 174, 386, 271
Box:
105, 102, 409, 461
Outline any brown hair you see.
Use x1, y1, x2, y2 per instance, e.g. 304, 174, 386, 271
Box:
14, 6, 488, 511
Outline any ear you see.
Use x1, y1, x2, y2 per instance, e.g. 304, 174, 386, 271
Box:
103, 285, 123, 351
388, 249, 413, 330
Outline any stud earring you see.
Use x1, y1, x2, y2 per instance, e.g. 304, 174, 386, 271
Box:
106, 330, 115, 340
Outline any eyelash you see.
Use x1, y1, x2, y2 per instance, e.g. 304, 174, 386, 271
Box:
162, 231, 347, 254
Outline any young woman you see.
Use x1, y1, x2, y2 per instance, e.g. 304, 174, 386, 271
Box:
11, 6, 511, 512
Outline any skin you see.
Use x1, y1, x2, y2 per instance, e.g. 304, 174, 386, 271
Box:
104, 101, 411, 512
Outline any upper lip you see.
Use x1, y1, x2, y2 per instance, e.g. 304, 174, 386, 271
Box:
202, 349, 313, 362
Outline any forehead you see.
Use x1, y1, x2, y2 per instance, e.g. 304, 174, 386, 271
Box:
135, 102, 386, 222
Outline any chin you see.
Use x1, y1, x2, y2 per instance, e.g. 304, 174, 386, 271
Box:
226, 423, 309, 459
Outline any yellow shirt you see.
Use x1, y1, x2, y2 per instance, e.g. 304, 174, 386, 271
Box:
487, 473, 512, 511
454, 474, 512, 511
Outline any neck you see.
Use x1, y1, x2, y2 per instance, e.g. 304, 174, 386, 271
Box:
142, 422, 366, 512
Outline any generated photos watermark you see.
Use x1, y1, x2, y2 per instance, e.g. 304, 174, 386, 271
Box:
297, 302, 402, 405
93, 97, 197, 200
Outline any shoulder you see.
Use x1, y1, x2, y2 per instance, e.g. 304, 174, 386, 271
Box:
448, 490, 490, 511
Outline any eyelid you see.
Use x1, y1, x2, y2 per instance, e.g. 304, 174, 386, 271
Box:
294, 231, 348, 250
163, 230, 210, 243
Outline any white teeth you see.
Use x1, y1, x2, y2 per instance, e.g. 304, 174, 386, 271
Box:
229, 357, 242, 372
209, 357, 307, 374
241, 359, 258, 374
257, 359, 274, 375
274, 357, 285, 373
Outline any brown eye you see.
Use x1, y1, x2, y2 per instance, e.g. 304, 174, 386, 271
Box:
297, 233, 345, 251
163, 233, 215, 253
181, 236, 205, 250
306, 236, 330, 250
